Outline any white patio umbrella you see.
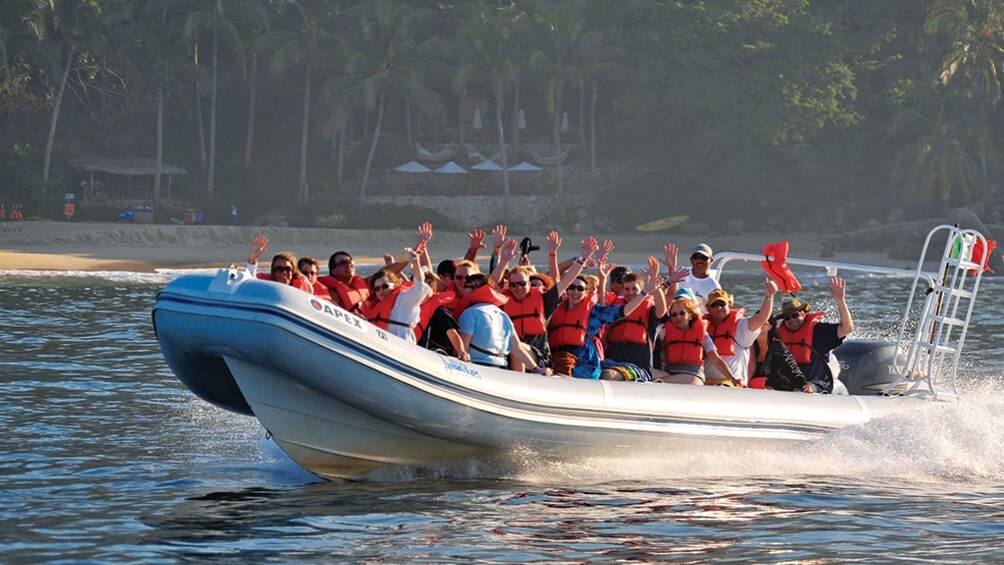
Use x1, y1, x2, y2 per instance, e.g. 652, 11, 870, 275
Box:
518, 109, 526, 130
472, 108, 483, 130
472, 159, 503, 171
508, 161, 542, 172
561, 112, 569, 132
394, 160, 431, 173
434, 161, 468, 174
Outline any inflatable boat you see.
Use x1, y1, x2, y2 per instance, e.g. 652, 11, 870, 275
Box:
153, 225, 988, 479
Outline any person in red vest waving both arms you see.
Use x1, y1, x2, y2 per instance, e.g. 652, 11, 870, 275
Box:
775, 277, 853, 394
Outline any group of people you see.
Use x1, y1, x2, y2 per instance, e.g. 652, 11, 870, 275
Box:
244, 223, 854, 394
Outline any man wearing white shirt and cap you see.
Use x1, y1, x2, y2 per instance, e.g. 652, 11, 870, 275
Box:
678, 242, 721, 306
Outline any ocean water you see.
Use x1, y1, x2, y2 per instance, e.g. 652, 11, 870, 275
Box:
2, 268, 1003, 563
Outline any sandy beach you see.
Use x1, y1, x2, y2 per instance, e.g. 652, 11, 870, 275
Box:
0, 220, 924, 273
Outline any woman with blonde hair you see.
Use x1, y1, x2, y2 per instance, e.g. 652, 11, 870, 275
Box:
657, 296, 738, 386
363, 247, 432, 343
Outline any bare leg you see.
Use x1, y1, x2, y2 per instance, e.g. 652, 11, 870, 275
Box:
662, 373, 703, 385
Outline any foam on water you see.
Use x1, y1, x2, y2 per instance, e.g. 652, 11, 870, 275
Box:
0, 267, 217, 284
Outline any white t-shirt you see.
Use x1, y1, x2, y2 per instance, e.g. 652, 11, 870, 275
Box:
679, 273, 721, 305
703, 316, 760, 385
387, 271, 432, 343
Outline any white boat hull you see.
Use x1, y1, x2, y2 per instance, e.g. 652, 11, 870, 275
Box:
154, 269, 920, 479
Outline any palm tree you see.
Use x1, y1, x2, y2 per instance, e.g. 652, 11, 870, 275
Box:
337, 0, 442, 209
529, 0, 597, 196
0, 0, 47, 90
926, 0, 1004, 178
259, 0, 343, 202
40, 0, 131, 190
455, 2, 523, 222
182, 0, 267, 197
130, 0, 189, 209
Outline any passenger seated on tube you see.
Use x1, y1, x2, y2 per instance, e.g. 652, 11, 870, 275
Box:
245, 235, 311, 293
297, 256, 332, 301
653, 293, 739, 386
363, 247, 432, 344
455, 274, 538, 370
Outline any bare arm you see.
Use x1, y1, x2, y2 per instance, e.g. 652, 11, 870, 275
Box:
509, 335, 538, 369
489, 238, 518, 287
546, 231, 561, 281
706, 349, 739, 385
247, 235, 268, 265
647, 256, 667, 318
463, 228, 486, 263
746, 277, 779, 329
556, 237, 598, 296
829, 277, 854, 338
448, 329, 468, 361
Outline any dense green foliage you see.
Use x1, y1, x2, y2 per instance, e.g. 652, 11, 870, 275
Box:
2, 0, 1003, 228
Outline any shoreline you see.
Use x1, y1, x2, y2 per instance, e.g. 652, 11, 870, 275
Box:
1, 220, 925, 273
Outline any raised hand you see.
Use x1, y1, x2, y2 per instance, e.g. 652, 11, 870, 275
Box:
598, 261, 616, 278
641, 255, 661, 280
248, 235, 268, 264
828, 277, 846, 302
669, 266, 690, 284
597, 239, 614, 263
492, 224, 508, 248
383, 253, 394, 266
546, 230, 562, 253
500, 237, 519, 263
468, 228, 487, 250
417, 222, 433, 245
764, 277, 778, 297
580, 236, 599, 259
661, 243, 679, 272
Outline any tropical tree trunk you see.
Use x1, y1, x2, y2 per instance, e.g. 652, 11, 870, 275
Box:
244, 50, 257, 167
330, 112, 337, 161
195, 82, 207, 169
405, 98, 414, 149
590, 82, 597, 174
578, 78, 586, 148
553, 88, 564, 196
337, 125, 345, 187
207, 26, 218, 196
458, 88, 466, 147
511, 74, 520, 148
495, 95, 511, 223
359, 89, 385, 209
299, 65, 311, 201
155, 86, 164, 208
42, 47, 75, 190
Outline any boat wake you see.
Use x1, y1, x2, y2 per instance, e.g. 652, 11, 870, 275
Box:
348, 378, 1004, 485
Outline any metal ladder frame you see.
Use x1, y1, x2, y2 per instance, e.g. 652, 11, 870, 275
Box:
882, 225, 987, 399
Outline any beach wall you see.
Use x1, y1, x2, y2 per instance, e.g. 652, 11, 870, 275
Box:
365, 192, 600, 226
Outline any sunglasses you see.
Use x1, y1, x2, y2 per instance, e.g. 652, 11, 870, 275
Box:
567, 284, 587, 292
509, 280, 528, 288
709, 301, 727, 308
690, 254, 710, 262
272, 266, 292, 273
454, 274, 469, 281
300, 269, 318, 276
783, 312, 803, 321
670, 310, 688, 318
374, 283, 393, 292
530, 280, 544, 287
335, 259, 353, 267
463, 282, 484, 290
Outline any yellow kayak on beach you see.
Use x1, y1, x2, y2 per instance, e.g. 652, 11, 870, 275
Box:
636, 215, 689, 232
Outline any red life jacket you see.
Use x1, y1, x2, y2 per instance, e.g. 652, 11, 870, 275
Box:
761, 241, 802, 293
318, 275, 370, 316
777, 311, 823, 364
548, 298, 592, 348
363, 283, 415, 331
605, 296, 654, 345
704, 307, 746, 356
503, 288, 547, 338
414, 291, 456, 341
662, 317, 708, 366
310, 280, 332, 301
604, 292, 625, 306
455, 284, 508, 319
256, 272, 311, 292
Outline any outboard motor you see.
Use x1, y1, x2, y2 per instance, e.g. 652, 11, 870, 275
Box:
831, 340, 905, 395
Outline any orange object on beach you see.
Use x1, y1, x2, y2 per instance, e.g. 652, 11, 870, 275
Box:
762, 241, 802, 293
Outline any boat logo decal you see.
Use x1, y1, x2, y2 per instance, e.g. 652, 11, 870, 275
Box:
307, 297, 367, 332
443, 357, 481, 379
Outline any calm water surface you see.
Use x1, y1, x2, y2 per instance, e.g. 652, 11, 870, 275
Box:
2, 268, 1003, 563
